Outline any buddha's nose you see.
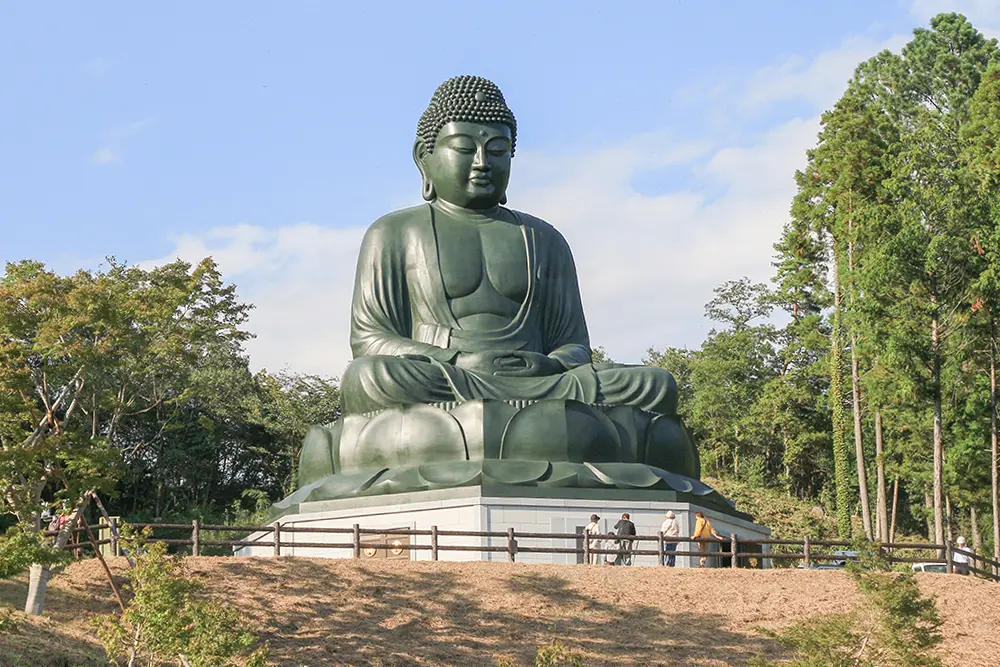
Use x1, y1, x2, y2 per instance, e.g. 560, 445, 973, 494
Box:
472, 147, 489, 170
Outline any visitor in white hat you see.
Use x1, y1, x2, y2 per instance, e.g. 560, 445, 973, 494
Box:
952, 536, 972, 575
660, 511, 681, 567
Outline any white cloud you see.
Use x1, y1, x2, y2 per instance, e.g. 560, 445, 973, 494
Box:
910, 0, 1000, 24
909, 1, 1000, 37
742, 34, 909, 110
511, 117, 816, 363
147, 224, 366, 378
91, 118, 154, 166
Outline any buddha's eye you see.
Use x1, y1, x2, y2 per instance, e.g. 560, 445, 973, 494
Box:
486, 139, 511, 157
446, 138, 477, 154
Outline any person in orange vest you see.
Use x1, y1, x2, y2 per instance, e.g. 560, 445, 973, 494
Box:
692, 511, 722, 568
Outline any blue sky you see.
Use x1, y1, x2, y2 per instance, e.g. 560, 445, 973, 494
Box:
2, 1, 999, 375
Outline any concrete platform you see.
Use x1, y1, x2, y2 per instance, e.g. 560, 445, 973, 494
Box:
235, 486, 770, 567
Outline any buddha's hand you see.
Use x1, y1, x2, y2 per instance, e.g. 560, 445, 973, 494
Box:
454, 351, 508, 375
492, 351, 565, 377
454, 351, 563, 377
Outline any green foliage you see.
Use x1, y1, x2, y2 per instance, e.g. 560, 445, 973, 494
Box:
589, 345, 613, 364
493, 642, 585, 667
749, 568, 942, 667
0, 524, 70, 579
0, 257, 251, 525
655, 12, 1000, 547
0, 608, 18, 633
748, 613, 857, 667
534, 642, 585, 667
649, 276, 832, 497
93, 540, 268, 667
706, 477, 837, 543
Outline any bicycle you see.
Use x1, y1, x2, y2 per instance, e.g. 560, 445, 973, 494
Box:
613, 538, 634, 566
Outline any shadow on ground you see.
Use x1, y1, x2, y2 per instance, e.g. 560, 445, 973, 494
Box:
2, 557, 793, 666
195, 559, 788, 666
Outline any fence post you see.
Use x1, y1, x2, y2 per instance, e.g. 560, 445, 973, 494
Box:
507, 527, 516, 562
657, 531, 665, 566
273, 521, 281, 557
111, 517, 120, 557
730, 533, 738, 569
353, 523, 361, 559
803, 535, 811, 569
945, 540, 954, 574
191, 519, 200, 557
583, 531, 591, 565
431, 525, 439, 561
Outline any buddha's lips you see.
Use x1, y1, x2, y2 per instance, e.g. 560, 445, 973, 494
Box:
470, 176, 492, 186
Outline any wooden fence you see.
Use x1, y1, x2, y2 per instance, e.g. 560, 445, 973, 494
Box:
48, 520, 1000, 582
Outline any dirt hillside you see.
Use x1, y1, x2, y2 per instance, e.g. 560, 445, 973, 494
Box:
1, 557, 997, 666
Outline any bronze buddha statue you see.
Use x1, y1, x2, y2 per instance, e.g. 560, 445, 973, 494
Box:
277, 76, 722, 514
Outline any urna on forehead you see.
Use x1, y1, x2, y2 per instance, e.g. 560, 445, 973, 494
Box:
416, 75, 518, 154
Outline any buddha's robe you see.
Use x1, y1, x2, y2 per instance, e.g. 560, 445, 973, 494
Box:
342, 204, 677, 415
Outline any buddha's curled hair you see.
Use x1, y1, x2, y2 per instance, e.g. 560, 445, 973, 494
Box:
417, 75, 517, 155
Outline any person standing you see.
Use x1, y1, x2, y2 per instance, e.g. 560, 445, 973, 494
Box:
584, 514, 603, 565
953, 536, 972, 575
660, 511, 680, 566
692, 511, 722, 568
613, 513, 637, 565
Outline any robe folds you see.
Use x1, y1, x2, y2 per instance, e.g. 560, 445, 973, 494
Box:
342, 203, 677, 416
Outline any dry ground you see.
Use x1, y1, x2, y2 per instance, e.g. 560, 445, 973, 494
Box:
1, 557, 998, 666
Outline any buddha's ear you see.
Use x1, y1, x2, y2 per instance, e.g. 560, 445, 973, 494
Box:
413, 140, 435, 201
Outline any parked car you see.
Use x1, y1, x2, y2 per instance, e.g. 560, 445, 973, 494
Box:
826, 550, 860, 568
911, 562, 948, 573
796, 550, 861, 570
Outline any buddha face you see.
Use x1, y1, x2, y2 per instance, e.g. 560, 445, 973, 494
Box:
417, 121, 512, 210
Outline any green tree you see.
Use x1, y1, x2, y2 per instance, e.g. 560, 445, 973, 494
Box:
644, 346, 695, 420
960, 60, 1000, 567
0, 258, 251, 615
93, 540, 268, 667
869, 14, 998, 545
685, 279, 782, 480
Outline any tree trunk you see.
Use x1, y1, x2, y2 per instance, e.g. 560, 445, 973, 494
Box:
24, 494, 88, 616
930, 289, 945, 549
851, 335, 872, 540
945, 494, 953, 542
890, 478, 899, 544
829, 236, 853, 538
924, 490, 934, 539
24, 564, 52, 616
992, 329, 999, 573
971, 506, 982, 553
875, 410, 888, 542
846, 235, 872, 541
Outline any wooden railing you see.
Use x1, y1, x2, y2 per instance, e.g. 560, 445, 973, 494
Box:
48, 521, 1000, 582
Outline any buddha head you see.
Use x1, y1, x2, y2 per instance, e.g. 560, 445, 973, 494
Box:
414, 76, 517, 210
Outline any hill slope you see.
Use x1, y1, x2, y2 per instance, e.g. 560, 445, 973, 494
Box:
1, 558, 998, 666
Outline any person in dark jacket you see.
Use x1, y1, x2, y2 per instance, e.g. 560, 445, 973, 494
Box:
612, 513, 637, 565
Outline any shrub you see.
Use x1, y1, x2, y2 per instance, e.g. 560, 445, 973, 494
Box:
494, 642, 585, 667
534, 642, 584, 667
0, 523, 70, 579
749, 565, 942, 667
93, 540, 269, 667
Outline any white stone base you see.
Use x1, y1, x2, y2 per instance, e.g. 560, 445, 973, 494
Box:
234, 487, 770, 567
